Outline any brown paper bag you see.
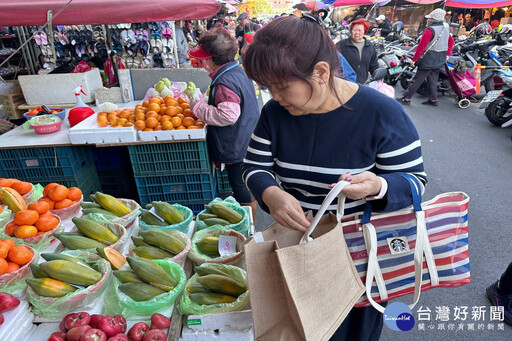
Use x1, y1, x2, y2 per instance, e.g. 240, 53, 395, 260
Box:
244, 182, 365, 341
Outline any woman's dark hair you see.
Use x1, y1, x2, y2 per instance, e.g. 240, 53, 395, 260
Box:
244, 15, 340, 101
198, 27, 238, 66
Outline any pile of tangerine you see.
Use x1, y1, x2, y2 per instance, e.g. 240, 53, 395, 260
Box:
96, 95, 205, 131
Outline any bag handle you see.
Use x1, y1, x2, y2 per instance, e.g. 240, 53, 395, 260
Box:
300, 181, 351, 245
361, 174, 438, 313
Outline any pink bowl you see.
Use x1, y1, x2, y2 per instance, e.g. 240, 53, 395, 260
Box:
33, 120, 62, 134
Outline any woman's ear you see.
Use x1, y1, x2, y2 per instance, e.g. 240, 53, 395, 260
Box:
312, 61, 331, 84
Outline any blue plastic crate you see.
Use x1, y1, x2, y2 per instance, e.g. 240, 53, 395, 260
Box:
37, 164, 101, 196
182, 202, 206, 215
135, 172, 216, 206
0, 146, 93, 181
127, 141, 210, 177
97, 170, 133, 197
93, 146, 129, 172
215, 169, 233, 194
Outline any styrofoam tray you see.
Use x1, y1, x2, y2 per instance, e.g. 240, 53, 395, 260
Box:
68, 112, 137, 144
186, 310, 252, 332
0, 300, 34, 340
138, 125, 207, 142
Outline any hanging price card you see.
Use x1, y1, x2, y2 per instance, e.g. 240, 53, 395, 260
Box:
218, 235, 237, 256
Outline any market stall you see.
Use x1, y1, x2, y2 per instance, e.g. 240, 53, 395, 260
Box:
0, 2, 263, 340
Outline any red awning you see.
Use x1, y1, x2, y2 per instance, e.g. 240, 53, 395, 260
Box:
445, 0, 511, 8
0, 0, 221, 26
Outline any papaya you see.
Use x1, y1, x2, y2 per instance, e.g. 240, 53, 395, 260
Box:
132, 246, 175, 259
189, 292, 237, 305
30, 262, 49, 278
40, 260, 102, 286
193, 264, 233, 278
54, 233, 107, 250
113, 270, 143, 283
96, 247, 126, 270
0, 187, 27, 212
197, 213, 219, 221
26, 278, 78, 297
72, 217, 119, 245
151, 201, 184, 225
210, 204, 243, 224
40, 253, 91, 268
127, 257, 177, 291
195, 236, 220, 257
187, 282, 212, 293
131, 236, 150, 247
203, 218, 231, 227
140, 209, 169, 226
119, 282, 166, 301
89, 193, 97, 203
80, 202, 102, 209
204, 204, 214, 214
95, 192, 131, 217
196, 274, 246, 296
139, 229, 185, 255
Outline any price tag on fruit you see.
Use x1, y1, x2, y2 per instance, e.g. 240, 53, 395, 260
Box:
149, 207, 166, 222
218, 235, 237, 256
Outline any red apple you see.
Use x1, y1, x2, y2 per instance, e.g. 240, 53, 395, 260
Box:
127, 322, 150, 341
80, 328, 106, 341
48, 331, 67, 341
64, 312, 91, 330
150, 313, 170, 330
67, 325, 91, 341
142, 329, 167, 341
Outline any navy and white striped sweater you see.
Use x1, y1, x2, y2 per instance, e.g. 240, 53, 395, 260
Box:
241, 85, 427, 215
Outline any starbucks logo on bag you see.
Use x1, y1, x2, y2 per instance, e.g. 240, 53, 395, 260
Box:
387, 237, 410, 255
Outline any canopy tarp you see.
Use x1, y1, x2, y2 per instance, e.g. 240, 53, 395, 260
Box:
445, 0, 511, 8
0, 0, 221, 26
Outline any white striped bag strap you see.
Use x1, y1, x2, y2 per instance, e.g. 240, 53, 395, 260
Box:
361, 174, 438, 313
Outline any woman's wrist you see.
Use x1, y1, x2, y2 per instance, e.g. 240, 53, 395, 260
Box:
366, 176, 387, 200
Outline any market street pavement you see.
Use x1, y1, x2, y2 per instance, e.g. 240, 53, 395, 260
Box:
253, 88, 512, 340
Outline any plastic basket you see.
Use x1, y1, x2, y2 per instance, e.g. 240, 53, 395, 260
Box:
215, 169, 232, 194
135, 173, 216, 206
93, 146, 129, 172
127, 141, 211, 177
36, 164, 101, 196
33, 120, 62, 134
0, 146, 94, 181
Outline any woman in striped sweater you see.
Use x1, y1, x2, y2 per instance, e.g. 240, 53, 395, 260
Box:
242, 14, 427, 341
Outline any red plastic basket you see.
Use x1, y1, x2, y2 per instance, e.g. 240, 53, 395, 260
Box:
33, 120, 62, 134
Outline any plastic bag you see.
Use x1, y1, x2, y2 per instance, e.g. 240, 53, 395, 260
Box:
27, 253, 111, 319
188, 226, 246, 266
71, 61, 92, 73
196, 197, 249, 237
83, 199, 140, 229
21, 183, 43, 205
102, 259, 186, 318
0, 216, 63, 252
128, 229, 191, 264
178, 263, 249, 316
368, 79, 395, 98
0, 246, 36, 296
50, 195, 83, 220
58, 221, 128, 253
139, 204, 192, 234
0, 81, 14, 95
0, 206, 12, 229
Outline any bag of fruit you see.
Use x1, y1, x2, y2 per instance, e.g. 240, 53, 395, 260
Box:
195, 197, 249, 237
178, 263, 249, 315
0, 206, 11, 229
188, 226, 246, 266
26, 252, 111, 319
0, 244, 37, 297
102, 258, 186, 318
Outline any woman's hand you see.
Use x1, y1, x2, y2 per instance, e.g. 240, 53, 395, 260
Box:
330, 171, 382, 200
262, 186, 310, 233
